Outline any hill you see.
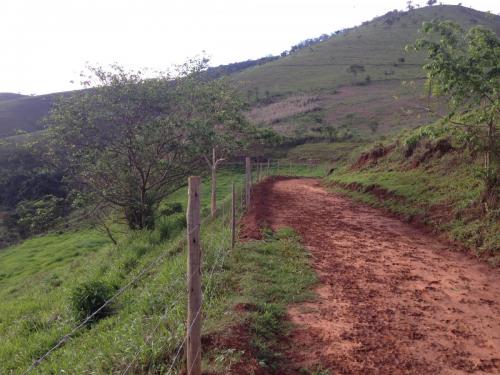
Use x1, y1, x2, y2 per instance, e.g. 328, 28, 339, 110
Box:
241, 5, 500, 139
233, 5, 500, 95
1, 5, 498, 140
0, 93, 58, 137
0, 93, 26, 101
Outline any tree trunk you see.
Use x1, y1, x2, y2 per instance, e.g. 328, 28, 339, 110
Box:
211, 165, 217, 218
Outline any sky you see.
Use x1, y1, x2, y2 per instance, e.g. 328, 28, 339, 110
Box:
1, 0, 498, 95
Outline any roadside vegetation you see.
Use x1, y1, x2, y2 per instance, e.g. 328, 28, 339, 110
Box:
203, 227, 316, 374
0, 171, 241, 373
0, 4, 498, 374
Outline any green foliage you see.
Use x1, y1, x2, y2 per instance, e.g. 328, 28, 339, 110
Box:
44, 59, 246, 231
69, 280, 116, 322
0, 168, 242, 373
224, 228, 316, 369
158, 202, 182, 217
15, 195, 66, 236
403, 123, 447, 156
411, 20, 499, 203
328, 134, 499, 255
154, 213, 186, 242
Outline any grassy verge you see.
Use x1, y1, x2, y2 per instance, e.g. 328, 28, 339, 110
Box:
326, 143, 499, 258
0, 169, 246, 373
0, 167, 318, 373
203, 227, 317, 373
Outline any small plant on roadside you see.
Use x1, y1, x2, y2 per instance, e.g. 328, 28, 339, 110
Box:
69, 280, 116, 322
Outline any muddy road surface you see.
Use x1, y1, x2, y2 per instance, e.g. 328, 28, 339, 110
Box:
240, 177, 500, 374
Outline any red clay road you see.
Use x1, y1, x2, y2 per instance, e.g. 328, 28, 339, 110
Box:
241, 177, 500, 374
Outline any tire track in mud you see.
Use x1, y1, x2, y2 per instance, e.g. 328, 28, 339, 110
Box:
240, 177, 500, 374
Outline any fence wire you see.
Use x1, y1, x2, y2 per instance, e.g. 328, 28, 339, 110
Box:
20, 160, 323, 374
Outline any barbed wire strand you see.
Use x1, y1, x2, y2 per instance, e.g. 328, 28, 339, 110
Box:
122, 184, 237, 374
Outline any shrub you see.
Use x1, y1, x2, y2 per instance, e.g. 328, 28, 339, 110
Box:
69, 280, 116, 322
159, 202, 183, 217
15, 195, 66, 236
155, 213, 186, 242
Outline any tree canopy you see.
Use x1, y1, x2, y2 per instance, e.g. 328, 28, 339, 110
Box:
412, 20, 499, 205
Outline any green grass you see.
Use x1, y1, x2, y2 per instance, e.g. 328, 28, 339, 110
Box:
287, 141, 367, 163
326, 139, 499, 255
0, 165, 322, 374
0, 168, 247, 374
203, 227, 317, 373
233, 5, 499, 96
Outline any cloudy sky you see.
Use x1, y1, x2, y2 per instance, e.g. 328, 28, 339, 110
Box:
1, 0, 498, 95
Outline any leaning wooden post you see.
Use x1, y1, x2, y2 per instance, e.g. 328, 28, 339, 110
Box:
245, 157, 251, 208
267, 159, 270, 177
256, 162, 261, 182
231, 182, 236, 249
259, 163, 263, 182
186, 176, 202, 375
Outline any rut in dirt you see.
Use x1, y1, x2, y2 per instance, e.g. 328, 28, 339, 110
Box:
240, 177, 500, 374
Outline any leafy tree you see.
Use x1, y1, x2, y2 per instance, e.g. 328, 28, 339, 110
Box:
45, 61, 217, 230
427, 0, 437, 5
347, 64, 366, 83
15, 195, 66, 236
0, 142, 67, 209
412, 20, 499, 206
179, 76, 247, 218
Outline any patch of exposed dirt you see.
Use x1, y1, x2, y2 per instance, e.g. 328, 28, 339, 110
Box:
201, 303, 269, 375
240, 177, 500, 374
352, 143, 396, 169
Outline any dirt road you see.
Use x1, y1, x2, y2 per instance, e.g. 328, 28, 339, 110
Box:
241, 177, 500, 374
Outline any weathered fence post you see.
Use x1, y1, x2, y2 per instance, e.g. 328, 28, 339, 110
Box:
231, 182, 236, 249
289, 160, 292, 176
245, 157, 251, 208
267, 159, 270, 177
277, 160, 280, 174
186, 176, 201, 375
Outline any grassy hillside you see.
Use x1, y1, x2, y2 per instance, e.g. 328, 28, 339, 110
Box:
247, 79, 440, 139
2, 6, 498, 141
0, 169, 239, 372
0, 93, 27, 101
318, 130, 499, 261
0, 94, 57, 137
234, 5, 500, 96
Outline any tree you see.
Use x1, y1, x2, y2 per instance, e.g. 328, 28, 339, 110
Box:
406, 1, 414, 11
427, 0, 437, 5
45, 62, 211, 230
347, 64, 366, 82
182, 77, 247, 218
412, 20, 499, 206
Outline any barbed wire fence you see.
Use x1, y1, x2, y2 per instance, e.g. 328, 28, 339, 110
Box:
19, 158, 323, 375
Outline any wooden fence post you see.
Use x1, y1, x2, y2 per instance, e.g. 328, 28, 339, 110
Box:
245, 157, 251, 208
267, 159, 270, 177
231, 182, 236, 249
289, 160, 292, 176
186, 176, 202, 375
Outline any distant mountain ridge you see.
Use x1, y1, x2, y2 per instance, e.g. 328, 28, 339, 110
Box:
232, 5, 500, 95
0, 4, 499, 139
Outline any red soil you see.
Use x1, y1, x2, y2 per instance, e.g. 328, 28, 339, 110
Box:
239, 177, 500, 374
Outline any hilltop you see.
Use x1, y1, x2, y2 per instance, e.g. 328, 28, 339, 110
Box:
233, 5, 500, 95
1, 5, 498, 140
